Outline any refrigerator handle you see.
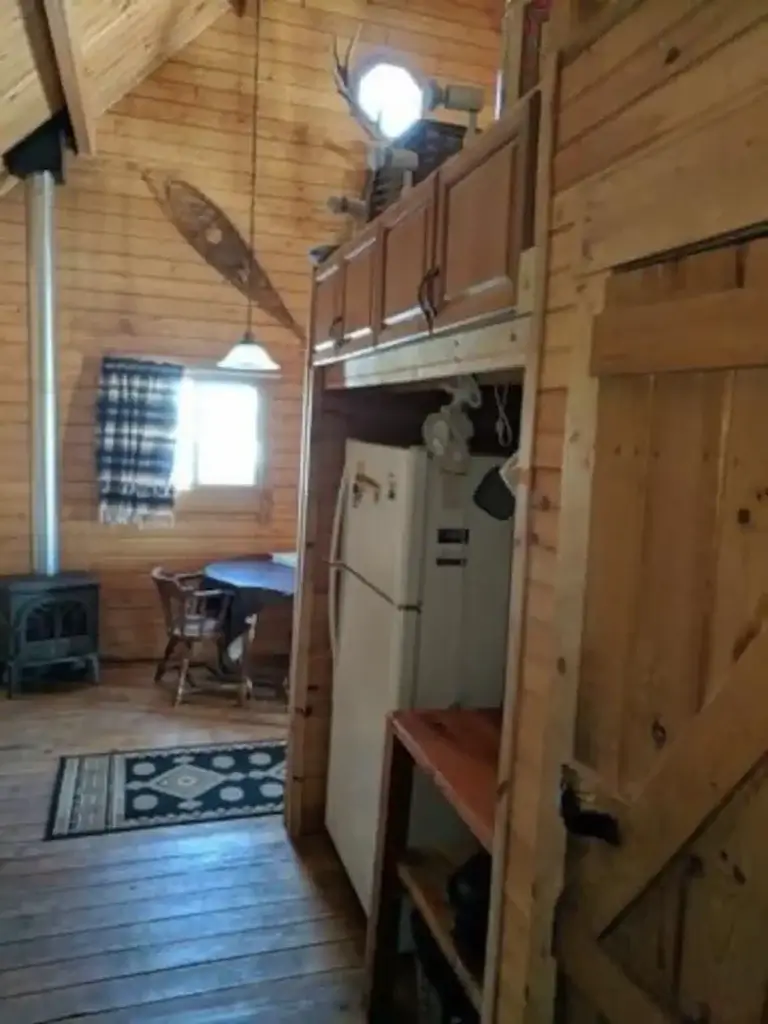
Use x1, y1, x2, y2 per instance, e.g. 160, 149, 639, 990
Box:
328, 463, 349, 665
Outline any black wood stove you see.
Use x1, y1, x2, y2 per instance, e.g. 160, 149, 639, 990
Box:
0, 573, 100, 697
2, 117, 101, 697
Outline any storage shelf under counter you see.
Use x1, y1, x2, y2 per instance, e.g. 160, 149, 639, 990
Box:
364, 708, 501, 1021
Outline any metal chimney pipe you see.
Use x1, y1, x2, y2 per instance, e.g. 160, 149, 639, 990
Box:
27, 171, 60, 576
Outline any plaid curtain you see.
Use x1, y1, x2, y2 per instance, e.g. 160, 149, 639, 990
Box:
96, 357, 184, 526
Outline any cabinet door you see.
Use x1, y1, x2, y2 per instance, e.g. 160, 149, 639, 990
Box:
377, 178, 437, 349
338, 223, 379, 358
432, 92, 540, 333
311, 257, 343, 364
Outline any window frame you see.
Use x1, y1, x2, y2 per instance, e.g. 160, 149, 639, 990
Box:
173, 367, 269, 511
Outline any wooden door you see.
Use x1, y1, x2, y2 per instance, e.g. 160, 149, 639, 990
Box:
338, 222, 379, 359
555, 243, 768, 1024
431, 92, 539, 334
377, 177, 437, 349
311, 256, 343, 364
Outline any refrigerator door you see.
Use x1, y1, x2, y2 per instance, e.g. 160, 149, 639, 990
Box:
326, 568, 418, 913
340, 441, 427, 607
415, 455, 514, 710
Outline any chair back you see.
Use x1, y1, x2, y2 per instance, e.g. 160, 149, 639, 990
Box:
151, 567, 189, 634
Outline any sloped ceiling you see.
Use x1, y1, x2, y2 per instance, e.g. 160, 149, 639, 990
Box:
0, 0, 231, 189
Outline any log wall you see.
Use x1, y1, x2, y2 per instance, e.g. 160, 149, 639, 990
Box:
0, 0, 500, 659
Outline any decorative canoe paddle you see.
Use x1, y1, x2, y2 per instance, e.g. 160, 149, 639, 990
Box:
142, 170, 304, 342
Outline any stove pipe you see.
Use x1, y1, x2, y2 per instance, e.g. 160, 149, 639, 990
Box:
27, 171, 60, 576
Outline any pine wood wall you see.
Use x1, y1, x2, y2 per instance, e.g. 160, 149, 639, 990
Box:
496, 2, 768, 1020
0, 0, 500, 660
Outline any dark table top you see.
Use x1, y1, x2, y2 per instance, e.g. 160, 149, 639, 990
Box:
203, 557, 296, 599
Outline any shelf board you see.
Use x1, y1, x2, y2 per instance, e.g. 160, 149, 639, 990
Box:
398, 848, 483, 1013
391, 708, 501, 851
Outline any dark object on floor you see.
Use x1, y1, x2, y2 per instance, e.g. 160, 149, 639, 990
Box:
0, 572, 100, 698
411, 909, 479, 1024
46, 739, 286, 840
560, 778, 621, 846
448, 852, 492, 975
151, 566, 233, 706
472, 465, 516, 521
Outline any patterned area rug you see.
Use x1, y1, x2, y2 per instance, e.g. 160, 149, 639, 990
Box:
46, 740, 286, 840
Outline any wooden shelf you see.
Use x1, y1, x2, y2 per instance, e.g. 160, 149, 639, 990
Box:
398, 848, 483, 1013
390, 708, 501, 851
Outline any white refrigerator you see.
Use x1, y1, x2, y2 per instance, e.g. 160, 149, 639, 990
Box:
326, 440, 514, 913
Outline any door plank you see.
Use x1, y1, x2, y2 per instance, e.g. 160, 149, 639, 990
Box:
601, 856, 689, 1011
583, 626, 768, 936
708, 368, 768, 695
575, 374, 652, 786
557, 916, 674, 1024
618, 372, 724, 792
591, 288, 768, 376
678, 764, 768, 1021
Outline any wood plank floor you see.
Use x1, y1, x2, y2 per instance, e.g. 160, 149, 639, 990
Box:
0, 666, 365, 1023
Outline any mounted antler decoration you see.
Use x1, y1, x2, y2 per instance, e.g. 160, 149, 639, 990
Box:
142, 170, 304, 343
332, 29, 389, 146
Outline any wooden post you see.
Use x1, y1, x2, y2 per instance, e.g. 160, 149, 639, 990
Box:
364, 720, 415, 1022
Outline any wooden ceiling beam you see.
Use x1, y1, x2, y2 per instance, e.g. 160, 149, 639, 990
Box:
41, 0, 96, 155
0, 170, 20, 200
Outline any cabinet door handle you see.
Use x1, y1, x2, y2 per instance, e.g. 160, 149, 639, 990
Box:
417, 274, 431, 327
329, 315, 344, 347
418, 268, 439, 334
424, 267, 440, 333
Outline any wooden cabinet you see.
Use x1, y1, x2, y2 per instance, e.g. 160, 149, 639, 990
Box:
377, 178, 437, 349
311, 256, 343, 362
431, 92, 540, 333
338, 222, 379, 358
310, 91, 540, 367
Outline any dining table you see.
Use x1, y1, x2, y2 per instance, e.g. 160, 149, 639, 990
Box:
202, 554, 297, 679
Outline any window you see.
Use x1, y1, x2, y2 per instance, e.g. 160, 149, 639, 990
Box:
172, 375, 261, 491
356, 62, 424, 139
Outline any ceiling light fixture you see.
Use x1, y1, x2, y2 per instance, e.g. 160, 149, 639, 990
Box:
218, 0, 280, 375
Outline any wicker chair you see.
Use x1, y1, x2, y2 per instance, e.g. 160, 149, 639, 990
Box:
151, 567, 232, 706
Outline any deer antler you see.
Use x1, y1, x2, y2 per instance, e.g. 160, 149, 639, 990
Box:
332, 29, 388, 145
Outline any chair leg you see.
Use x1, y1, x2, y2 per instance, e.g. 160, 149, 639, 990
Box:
174, 649, 191, 707
238, 674, 253, 707
155, 636, 178, 683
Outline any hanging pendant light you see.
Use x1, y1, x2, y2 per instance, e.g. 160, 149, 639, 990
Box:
218, 0, 280, 375
218, 329, 280, 372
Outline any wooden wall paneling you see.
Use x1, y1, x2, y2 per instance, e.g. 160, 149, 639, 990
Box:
581, 82, 768, 275
0, 1, 501, 658
551, 0, 646, 60
556, 2, 768, 189
484, 58, 558, 1024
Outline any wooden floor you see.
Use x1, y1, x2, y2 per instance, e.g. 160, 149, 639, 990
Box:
0, 666, 365, 1023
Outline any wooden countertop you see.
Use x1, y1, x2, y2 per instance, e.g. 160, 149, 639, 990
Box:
390, 708, 501, 852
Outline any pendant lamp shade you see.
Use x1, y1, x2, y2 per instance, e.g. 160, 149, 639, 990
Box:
218, 330, 280, 372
